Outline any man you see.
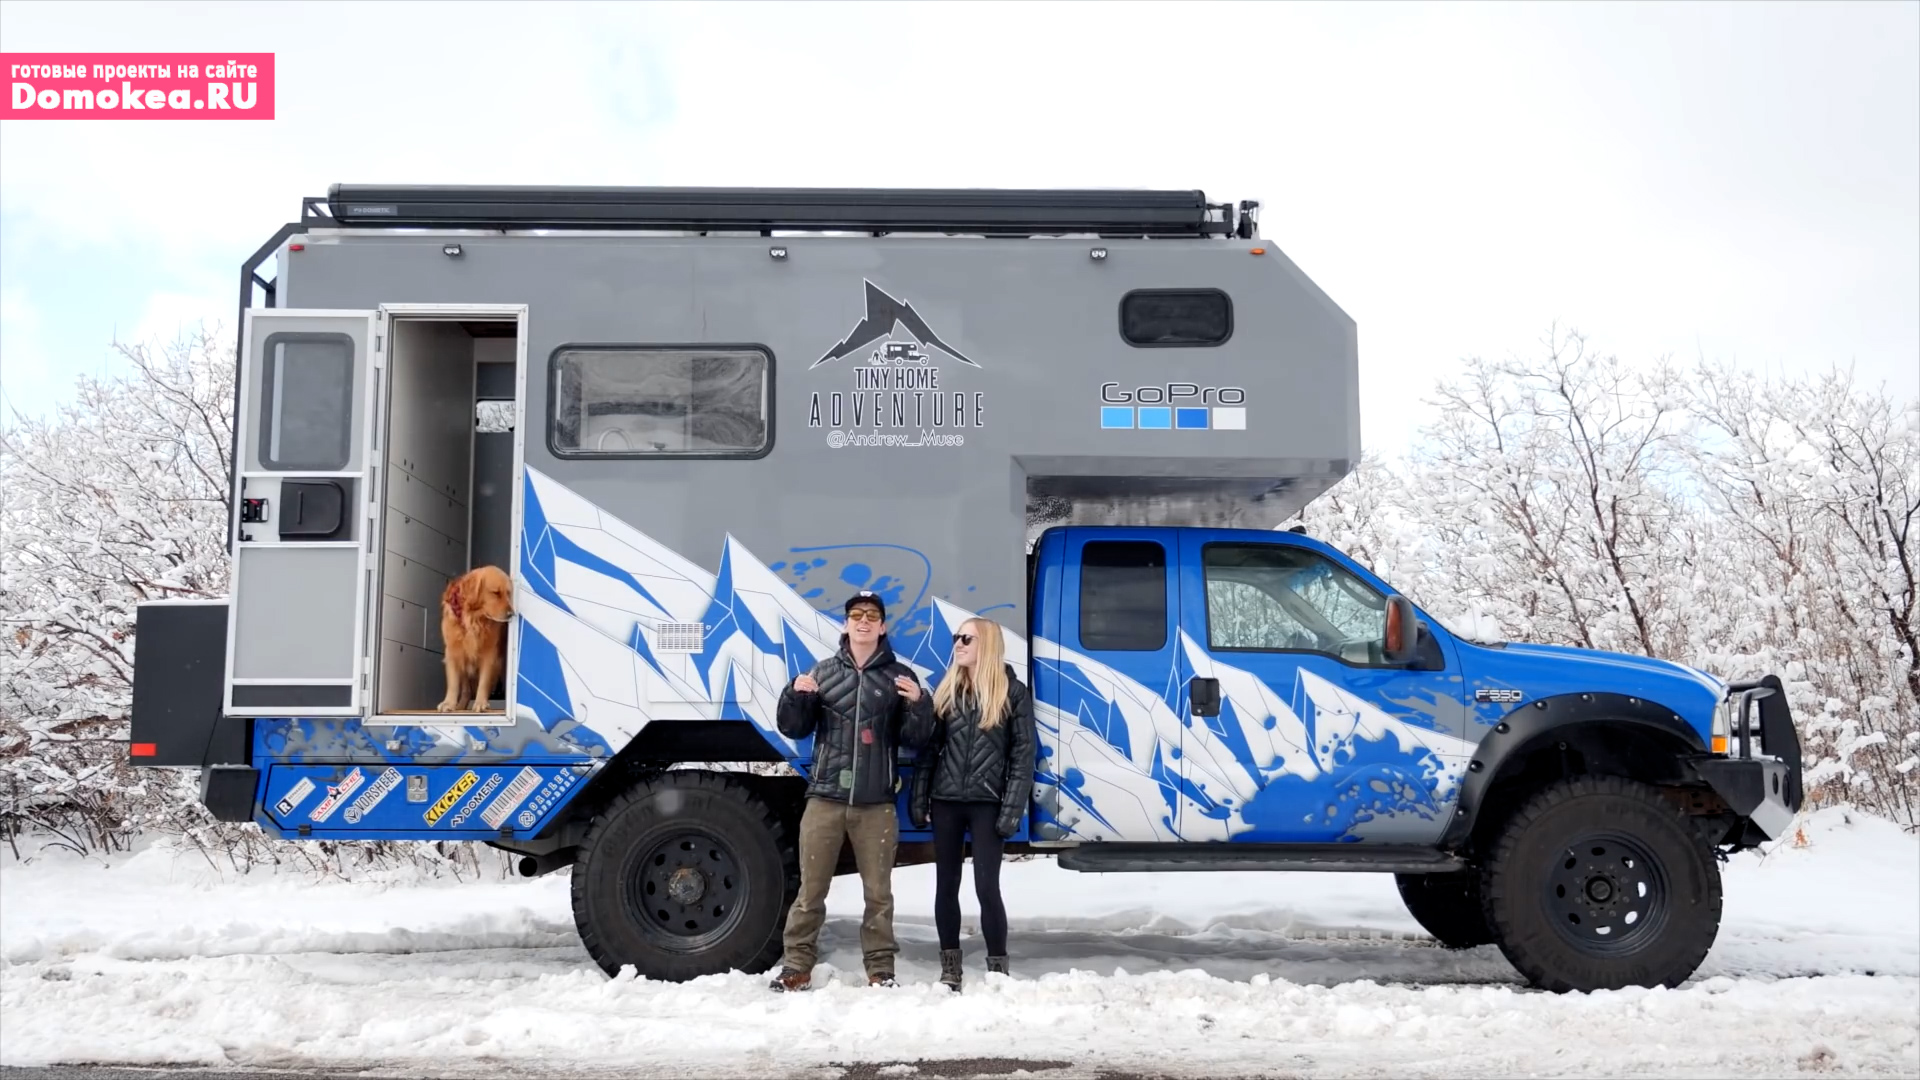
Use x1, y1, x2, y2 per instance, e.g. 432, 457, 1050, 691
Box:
769, 590, 935, 991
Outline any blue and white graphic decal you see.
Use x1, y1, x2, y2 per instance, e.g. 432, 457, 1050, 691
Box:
1030, 630, 1475, 845
516, 467, 856, 762
254, 469, 1487, 849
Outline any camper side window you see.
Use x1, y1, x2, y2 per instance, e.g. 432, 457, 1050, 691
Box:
549, 346, 771, 458
1119, 289, 1233, 348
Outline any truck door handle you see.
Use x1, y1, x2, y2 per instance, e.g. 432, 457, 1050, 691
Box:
1189, 676, 1222, 718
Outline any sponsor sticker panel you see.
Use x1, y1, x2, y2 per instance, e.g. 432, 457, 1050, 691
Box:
262, 764, 588, 835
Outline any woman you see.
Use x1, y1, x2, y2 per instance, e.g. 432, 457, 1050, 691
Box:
909, 617, 1037, 993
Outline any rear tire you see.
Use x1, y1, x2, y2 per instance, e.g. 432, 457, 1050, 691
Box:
571, 771, 797, 981
1481, 775, 1722, 993
1395, 871, 1495, 949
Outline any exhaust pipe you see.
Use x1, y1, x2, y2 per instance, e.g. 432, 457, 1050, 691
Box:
517, 849, 578, 878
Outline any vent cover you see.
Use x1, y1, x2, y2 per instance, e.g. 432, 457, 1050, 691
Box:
654, 622, 706, 652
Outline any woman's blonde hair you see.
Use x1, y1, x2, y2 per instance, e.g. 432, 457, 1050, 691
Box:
933, 618, 1010, 730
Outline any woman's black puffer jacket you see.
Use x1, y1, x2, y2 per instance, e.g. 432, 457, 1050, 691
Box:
908, 664, 1037, 837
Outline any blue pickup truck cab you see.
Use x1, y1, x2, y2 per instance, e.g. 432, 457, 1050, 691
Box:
128, 183, 1801, 996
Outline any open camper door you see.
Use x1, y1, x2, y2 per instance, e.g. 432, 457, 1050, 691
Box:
224, 308, 384, 717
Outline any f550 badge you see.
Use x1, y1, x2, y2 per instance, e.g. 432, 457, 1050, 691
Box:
1475, 688, 1525, 704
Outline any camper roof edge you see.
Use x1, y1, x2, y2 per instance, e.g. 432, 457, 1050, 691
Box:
317, 183, 1253, 238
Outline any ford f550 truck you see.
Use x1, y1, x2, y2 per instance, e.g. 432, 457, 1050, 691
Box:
129, 184, 1803, 994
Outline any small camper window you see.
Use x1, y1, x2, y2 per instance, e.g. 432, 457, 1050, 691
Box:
1119, 289, 1233, 348
257, 332, 354, 470
549, 346, 771, 458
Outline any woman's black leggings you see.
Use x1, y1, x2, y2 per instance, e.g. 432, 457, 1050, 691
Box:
931, 799, 1008, 954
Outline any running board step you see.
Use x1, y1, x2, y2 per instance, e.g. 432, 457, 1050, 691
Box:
1054, 843, 1466, 875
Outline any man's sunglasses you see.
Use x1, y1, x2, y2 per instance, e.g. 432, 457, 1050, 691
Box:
952, 633, 976, 645
846, 609, 883, 624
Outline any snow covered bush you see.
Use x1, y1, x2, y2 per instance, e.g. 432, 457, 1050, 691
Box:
1, 325, 236, 854
1291, 327, 1919, 825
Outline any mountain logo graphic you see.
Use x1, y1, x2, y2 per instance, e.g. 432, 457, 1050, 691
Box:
813, 280, 979, 370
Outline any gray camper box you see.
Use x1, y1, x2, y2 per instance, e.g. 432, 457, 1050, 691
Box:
222, 186, 1357, 725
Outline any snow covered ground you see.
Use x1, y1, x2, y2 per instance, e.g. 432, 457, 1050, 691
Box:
2, 807, 1916, 1079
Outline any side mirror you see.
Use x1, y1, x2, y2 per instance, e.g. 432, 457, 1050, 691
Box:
1384, 595, 1420, 665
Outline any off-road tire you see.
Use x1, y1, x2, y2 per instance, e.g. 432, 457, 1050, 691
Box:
1395, 871, 1495, 949
571, 770, 798, 981
1481, 775, 1722, 993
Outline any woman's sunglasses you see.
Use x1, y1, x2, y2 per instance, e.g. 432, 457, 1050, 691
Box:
846, 609, 883, 624
952, 633, 976, 645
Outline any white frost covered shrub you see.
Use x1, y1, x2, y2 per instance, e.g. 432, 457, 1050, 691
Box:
1289, 327, 1919, 825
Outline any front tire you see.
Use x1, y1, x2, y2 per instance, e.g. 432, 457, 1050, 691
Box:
1395, 871, 1495, 949
571, 771, 797, 981
1482, 775, 1722, 993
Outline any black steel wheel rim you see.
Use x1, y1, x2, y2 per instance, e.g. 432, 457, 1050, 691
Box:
1542, 830, 1672, 956
623, 828, 748, 953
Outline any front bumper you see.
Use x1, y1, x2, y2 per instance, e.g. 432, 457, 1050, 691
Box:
1695, 675, 1804, 843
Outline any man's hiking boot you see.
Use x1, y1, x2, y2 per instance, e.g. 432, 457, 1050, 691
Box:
868, 972, 898, 987
939, 948, 964, 992
768, 969, 811, 993
986, 955, 1010, 977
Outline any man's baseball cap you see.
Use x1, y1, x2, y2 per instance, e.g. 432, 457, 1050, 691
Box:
844, 591, 886, 620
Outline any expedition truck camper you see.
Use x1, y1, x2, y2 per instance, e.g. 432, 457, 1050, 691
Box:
129, 184, 1804, 994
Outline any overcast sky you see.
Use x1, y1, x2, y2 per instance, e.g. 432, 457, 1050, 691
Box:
2, 0, 1915, 460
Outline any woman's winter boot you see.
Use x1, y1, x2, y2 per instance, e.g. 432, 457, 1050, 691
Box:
939, 948, 964, 992
986, 955, 1010, 977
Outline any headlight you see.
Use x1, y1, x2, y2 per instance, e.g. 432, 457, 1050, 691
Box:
1712, 697, 1730, 755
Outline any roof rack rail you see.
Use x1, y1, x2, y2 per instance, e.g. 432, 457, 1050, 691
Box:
315, 184, 1241, 238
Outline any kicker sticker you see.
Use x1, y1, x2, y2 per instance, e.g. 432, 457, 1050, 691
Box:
811, 279, 982, 450
423, 769, 478, 826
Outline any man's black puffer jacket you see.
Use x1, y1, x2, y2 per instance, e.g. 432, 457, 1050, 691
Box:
908, 665, 1037, 837
777, 635, 934, 805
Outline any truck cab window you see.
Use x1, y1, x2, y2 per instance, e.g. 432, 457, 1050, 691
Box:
1079, 540, 1169, 651
1203, 543, 1390, 665
550, 346, 770, 457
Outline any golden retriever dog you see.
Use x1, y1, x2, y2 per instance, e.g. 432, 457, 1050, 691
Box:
437, 565, 514, 713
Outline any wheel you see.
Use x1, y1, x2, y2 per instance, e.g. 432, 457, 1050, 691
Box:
1481, 775, 1722, 993
571, 771, 797, 981
1395, 870, 1495, 949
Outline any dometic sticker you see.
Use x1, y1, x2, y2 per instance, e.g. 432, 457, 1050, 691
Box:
423, 770, 478, 826
274, 777, 315, 818
308, 767, 366, 824
811, 280, 982, 450
1099, 382, 1246, 431
448, 772, 504, 828
342, 767, 402, 824
481, 766, 542, 830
